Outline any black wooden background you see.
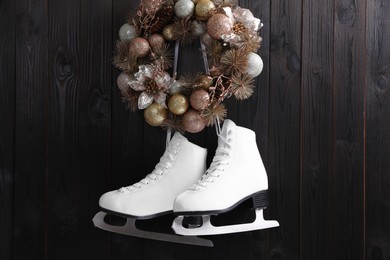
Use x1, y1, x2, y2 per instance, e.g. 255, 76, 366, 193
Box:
1, 0, 389, 259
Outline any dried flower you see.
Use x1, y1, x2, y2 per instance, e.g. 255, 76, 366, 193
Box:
221, 7, 262, 48
121, 86, 141, 112
129, 65, 173, 109
219, 48, 248, 75
173, 18, 195, 43
151, 43, 174, 69
113, 41, 139, 74
202, 103, 227, 126
161, 117, 186, 133
230, 73, 255, 100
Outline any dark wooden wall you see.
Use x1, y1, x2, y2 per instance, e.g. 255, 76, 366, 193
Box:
1, 0, 389, 259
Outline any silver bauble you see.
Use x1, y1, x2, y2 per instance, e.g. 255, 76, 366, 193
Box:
175, 0, 195, 18
119, 23, 137, 41
245, 52, 263, 78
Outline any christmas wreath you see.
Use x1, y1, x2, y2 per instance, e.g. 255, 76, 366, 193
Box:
114, 0, 264, 133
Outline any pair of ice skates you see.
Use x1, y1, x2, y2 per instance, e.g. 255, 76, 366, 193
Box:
93, 120, 279, 247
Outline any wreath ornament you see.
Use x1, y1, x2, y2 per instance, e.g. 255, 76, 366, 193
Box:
115, 0, 264, 133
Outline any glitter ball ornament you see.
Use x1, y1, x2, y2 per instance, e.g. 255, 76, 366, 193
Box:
129, 37, 151, 57
195, 0, 215, 21
162, 24, 176, 41
168, 94, 189, 115
174, 0, 195, 18
190, 89, 210, 111
144, 103, 168, 127
148, 34, 165, 51
117, 72, 132, 92
245, 52, 264, 77
196, 74, 214, 89
119, 23, 137, 41
207, 13, 232, 39
183, 109, 206, 133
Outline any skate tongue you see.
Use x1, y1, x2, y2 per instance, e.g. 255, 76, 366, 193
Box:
218, 119, 236, 142
169, 132, 186, 144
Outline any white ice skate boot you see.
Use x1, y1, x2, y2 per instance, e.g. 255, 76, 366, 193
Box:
93, 132, 212, 246
172, 119, 279, 236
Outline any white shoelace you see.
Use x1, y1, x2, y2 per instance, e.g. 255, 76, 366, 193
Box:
191, 121, 233, 190
120, 133, 178, 192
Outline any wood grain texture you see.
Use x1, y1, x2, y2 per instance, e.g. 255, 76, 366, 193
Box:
78, 0, 112, 259
45, 0, 85, 259
0, 0, 15, 259
333, 0, 365, 259
366, 0, 390, 259
109, 0, 147, 259
301, 0, 334, 259
268, 0, 302, 259
2, 0, 390, 259
13, 0, 48, 259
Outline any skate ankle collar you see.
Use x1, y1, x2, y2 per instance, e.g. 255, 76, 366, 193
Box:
115, 0, 264, 133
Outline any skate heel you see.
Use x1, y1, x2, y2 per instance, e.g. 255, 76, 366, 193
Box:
252, 190, 269, 209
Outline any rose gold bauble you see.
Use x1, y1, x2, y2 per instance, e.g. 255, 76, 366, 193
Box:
183, 109, 206, 133
168, 94, 189, 115
117, 72, 132, 92
162, 24, 176, 41
144, 103, 168, 127
207, 13, 232, 39
195, 0, 215, 21
190, 89, 210, 111
129, 37, 151, 57
148, 34, 165, 51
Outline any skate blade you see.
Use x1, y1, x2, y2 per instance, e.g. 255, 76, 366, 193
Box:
172, 209, 279, 236
93, 211, 213, 247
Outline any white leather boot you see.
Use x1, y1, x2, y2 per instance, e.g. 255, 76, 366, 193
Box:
93, 132, 213, 247
98, 132, 207, 218
172, 119, 279, 236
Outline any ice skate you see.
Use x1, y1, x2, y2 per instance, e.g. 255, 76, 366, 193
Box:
172, 120, 279, 236
93, 132, 213, 247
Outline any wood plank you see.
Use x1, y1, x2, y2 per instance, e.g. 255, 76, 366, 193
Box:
12, 0, 48, 259
45, 0, 111, 258
332, 0, 366, 259
109, 0, 147, 258
268, 0, 302, 259
45, 0, 83, 258
301, 0, 334, 259
78, 0, 112, 258
0, 0, 15, 259
365, 0, 390, 259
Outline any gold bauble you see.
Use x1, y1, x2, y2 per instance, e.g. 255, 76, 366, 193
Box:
190, 89, 210, 111
162, 24, 176, 41
207, 13, 232, 39
195, 0, 215, 21
129, 37, 150, 57
196, 75, 214, 89
144, 103, 168, 127
183, 109, 206, 133
168, 94, 189, 115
